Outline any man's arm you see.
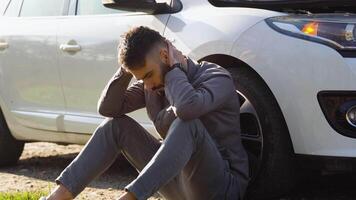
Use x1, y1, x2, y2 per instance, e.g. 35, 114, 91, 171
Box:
97, 66, 145, 117
164, 66, 234, 121
153, 105, 177, 139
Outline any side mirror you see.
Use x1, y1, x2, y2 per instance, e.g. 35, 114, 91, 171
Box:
102, 0, 174, 14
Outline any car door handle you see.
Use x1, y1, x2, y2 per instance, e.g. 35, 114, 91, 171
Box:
0, 42, 9, 50
60, 43, 81, 52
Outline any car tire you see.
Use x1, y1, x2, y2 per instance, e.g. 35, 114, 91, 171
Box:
227, 66, 300, 199
0, 110, 24, 167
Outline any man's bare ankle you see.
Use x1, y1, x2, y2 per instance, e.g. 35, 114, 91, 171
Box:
47, 184, 74, 200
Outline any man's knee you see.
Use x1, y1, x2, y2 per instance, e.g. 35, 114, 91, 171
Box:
94, 115, 135, 140
98, 114, 133, 129
112, 114, 137, 127
168, 118, 206, 140
171, 117, 204, 129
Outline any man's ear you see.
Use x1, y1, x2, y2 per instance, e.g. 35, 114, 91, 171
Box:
159, 44, 169, 65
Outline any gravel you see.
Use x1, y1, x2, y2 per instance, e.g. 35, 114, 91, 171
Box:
1, 142, 356, 200
0, 142, 162, 200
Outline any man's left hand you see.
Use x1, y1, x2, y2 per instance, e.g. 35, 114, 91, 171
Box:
166, 39, 186, 68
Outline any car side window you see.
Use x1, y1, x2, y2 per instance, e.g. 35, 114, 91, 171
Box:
4, 0, 22, 17
20, 0, 66, 17
77, 0, 130, 15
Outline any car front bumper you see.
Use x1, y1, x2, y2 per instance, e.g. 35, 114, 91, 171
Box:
231, 19, 356, 157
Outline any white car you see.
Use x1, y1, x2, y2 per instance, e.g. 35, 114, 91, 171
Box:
0, 0, 355, 198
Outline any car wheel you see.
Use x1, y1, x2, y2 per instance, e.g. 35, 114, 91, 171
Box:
0, 110, 24, 166
227, 66, 299, 199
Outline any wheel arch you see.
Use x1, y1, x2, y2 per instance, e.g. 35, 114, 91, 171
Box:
0, 94, 18, 139
198, 54, 295, 153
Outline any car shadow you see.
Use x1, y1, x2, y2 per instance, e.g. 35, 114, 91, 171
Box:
2, 142, 356, 199
280, 171, 356, 200
0, 151, 138, 191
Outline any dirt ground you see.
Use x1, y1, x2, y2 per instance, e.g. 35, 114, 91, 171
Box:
1, 142, 356, 200
0, 142, 162, 200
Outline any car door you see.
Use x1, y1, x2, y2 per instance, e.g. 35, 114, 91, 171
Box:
0, 0, 68, 132
57, 0, 169, 137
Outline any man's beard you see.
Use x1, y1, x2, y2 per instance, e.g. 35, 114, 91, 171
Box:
152, 61, 169, 92
160, 61, 171, 79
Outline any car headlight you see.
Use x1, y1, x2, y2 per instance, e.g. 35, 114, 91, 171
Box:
265, 14, 356, 52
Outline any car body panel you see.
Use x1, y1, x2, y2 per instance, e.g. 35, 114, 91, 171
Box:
0, 16, 67, 132
165, 0, 284, 60
0, 0, 356, 159
231, 20, 356, 157
56, 12, 169, 137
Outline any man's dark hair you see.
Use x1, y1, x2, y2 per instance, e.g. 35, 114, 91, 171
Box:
118, 26, 166, 70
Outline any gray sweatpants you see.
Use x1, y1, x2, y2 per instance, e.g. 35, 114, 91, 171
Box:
55, 115, 240, 200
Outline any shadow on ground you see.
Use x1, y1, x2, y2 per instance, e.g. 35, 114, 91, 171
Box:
1, 142, 356, 199
280, 171, 356, 200
0, 151, 137, 191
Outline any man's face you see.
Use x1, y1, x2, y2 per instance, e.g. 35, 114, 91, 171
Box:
127, 43, 170, 91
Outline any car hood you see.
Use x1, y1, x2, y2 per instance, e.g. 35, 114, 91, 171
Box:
210, 0, 356, 13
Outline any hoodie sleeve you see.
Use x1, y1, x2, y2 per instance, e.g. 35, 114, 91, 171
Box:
164, 66, 234, 121
153, 105, 177, 139
97, 67, 145, 117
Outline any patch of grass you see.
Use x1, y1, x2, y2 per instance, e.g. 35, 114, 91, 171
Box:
0, 190, 48, 200
0, 184, 52, 200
